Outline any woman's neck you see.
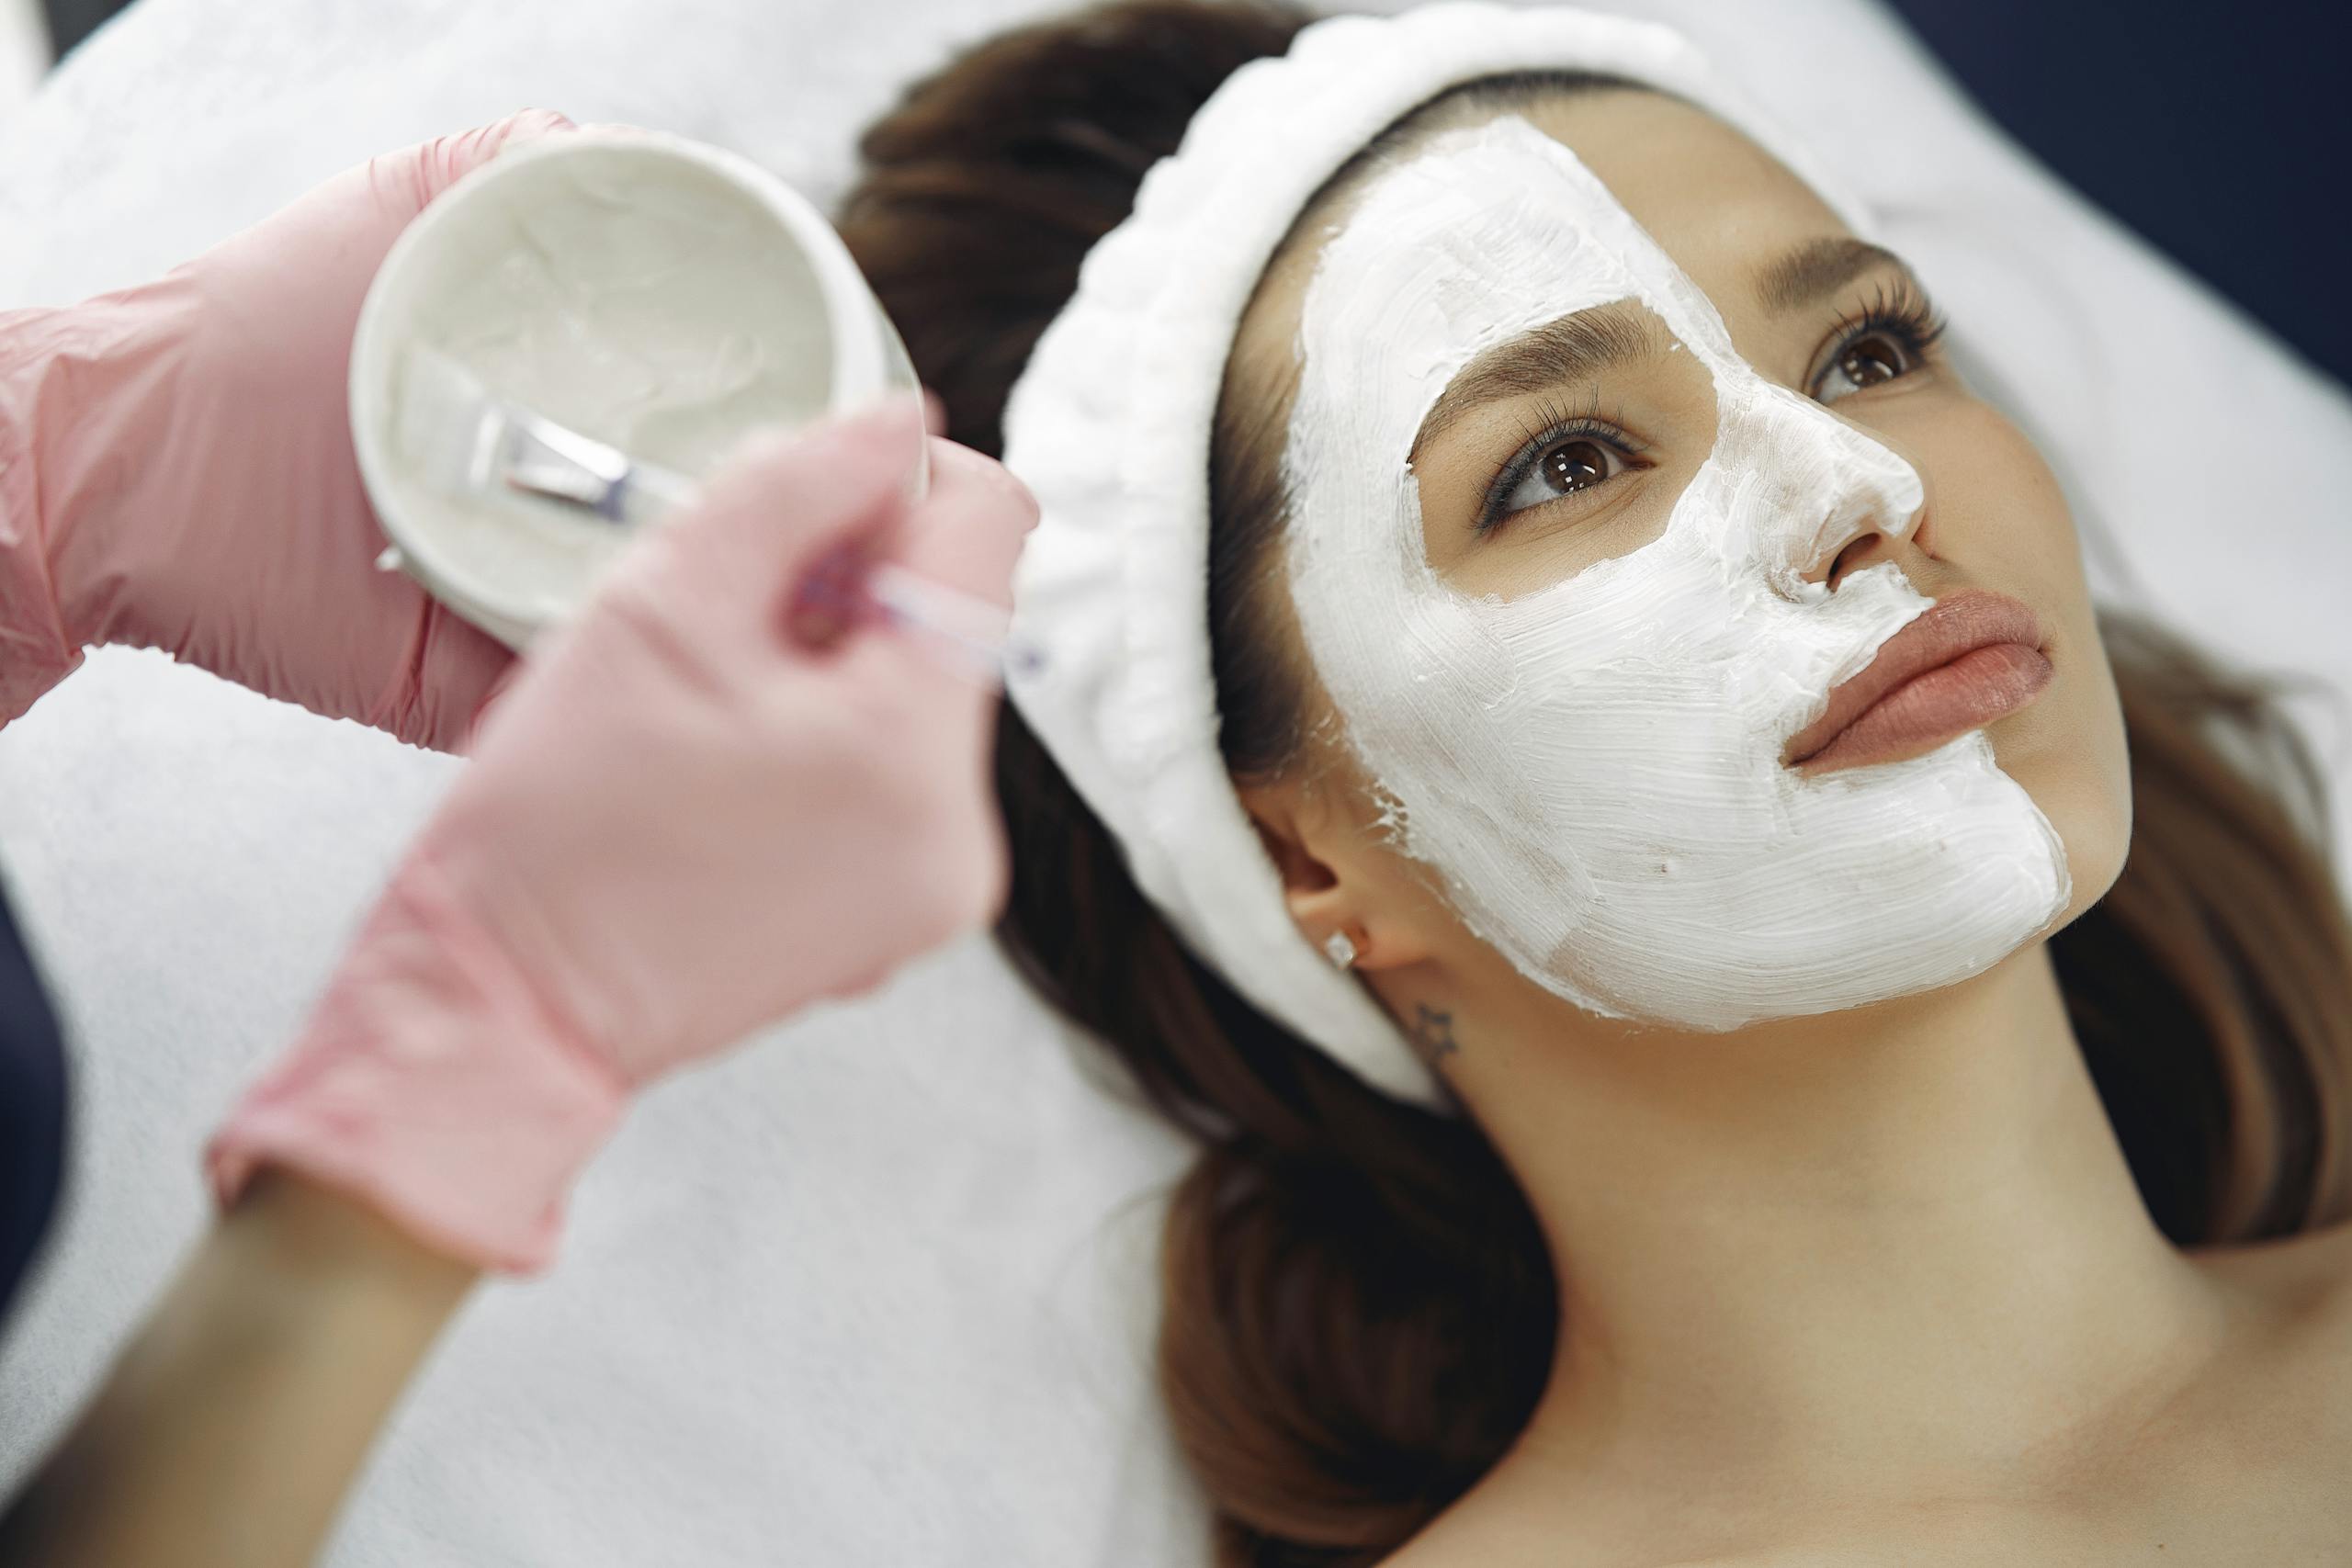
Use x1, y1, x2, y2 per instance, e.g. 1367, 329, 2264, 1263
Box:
1419, 942, 2233, 1520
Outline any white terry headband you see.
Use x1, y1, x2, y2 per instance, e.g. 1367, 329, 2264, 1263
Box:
999, 2, 1876, 1107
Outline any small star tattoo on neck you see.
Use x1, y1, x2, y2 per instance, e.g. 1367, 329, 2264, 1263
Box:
1408, 1004, 1461, 1065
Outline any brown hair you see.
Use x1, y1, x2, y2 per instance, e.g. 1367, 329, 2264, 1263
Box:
836, 4, 2352, 1561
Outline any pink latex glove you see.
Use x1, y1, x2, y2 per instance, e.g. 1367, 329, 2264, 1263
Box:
207, 398, 1035, 1271
0, 109, 572, 750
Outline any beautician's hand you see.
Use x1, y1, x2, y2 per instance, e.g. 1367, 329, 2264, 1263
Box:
207, 397, 1035, 1271
0, 109, 571, 748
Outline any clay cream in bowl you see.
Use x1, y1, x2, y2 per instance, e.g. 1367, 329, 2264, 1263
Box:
349, 129, 920, 648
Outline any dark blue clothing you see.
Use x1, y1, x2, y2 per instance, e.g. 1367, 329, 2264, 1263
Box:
0, 875, 65, 1329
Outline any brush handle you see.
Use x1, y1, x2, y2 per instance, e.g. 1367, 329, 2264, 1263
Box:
622, 449, 1027, 687
404, 353, 1019, 683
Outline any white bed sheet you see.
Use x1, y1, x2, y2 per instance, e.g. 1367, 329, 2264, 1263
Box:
0, 1, 2346, 1563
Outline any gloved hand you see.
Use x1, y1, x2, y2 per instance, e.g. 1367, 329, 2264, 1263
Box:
207, 397, 1036, 1270
0, 109, 572, 750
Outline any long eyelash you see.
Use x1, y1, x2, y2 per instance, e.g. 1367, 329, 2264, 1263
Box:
1819, 276, 1949, 377
1475, 392, 1648, 536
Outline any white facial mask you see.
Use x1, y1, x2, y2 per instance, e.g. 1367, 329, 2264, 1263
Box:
1282, 116, 2069, 1029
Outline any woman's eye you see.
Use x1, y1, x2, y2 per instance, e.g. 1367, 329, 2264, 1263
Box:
1814, 329, 1918, 404
1494, 434, 1635, 522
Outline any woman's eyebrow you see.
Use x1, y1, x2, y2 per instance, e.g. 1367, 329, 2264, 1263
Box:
1410, 302, 1668, 458
1754, 236, 1914, 315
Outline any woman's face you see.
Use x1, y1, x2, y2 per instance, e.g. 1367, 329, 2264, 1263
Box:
1232, 88, 2131, 1033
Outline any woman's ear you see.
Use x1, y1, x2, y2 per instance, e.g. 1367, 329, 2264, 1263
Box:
1236, 773, 1430, 973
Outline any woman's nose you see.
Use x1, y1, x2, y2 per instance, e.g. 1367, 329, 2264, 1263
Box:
1779, 400, 1928, 592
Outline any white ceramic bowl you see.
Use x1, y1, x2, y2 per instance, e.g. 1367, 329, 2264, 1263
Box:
349, 128, 920, 649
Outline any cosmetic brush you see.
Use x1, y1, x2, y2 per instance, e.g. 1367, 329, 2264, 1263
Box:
391, 345, 1034, 685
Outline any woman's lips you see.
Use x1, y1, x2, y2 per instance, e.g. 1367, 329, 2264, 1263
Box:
1784, 590, 2053, 774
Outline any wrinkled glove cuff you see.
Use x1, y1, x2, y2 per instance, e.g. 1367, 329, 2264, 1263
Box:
0, 311, 85, 727
206, 853, 629, 1273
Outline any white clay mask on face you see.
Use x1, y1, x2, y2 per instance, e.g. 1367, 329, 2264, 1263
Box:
1281, 116, 2069, 1029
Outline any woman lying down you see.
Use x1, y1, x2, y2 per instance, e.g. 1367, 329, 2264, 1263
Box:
9, 2, 2352, 1565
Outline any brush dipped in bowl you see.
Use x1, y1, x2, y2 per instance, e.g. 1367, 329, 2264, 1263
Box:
349, 127, 923, 649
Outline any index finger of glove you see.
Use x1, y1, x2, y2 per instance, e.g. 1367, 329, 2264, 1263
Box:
813, 439, 1037, 691
884, 437, 1039, 609
603, 396, 928, 640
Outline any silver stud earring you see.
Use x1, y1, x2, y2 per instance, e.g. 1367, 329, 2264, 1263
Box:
1323, 930, 1359, 970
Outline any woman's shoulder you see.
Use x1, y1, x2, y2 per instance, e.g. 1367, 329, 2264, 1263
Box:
2191, 1222, 2352, 1401
2198, 1218, 2352, 1348
1377, 1233, 2352, 1568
